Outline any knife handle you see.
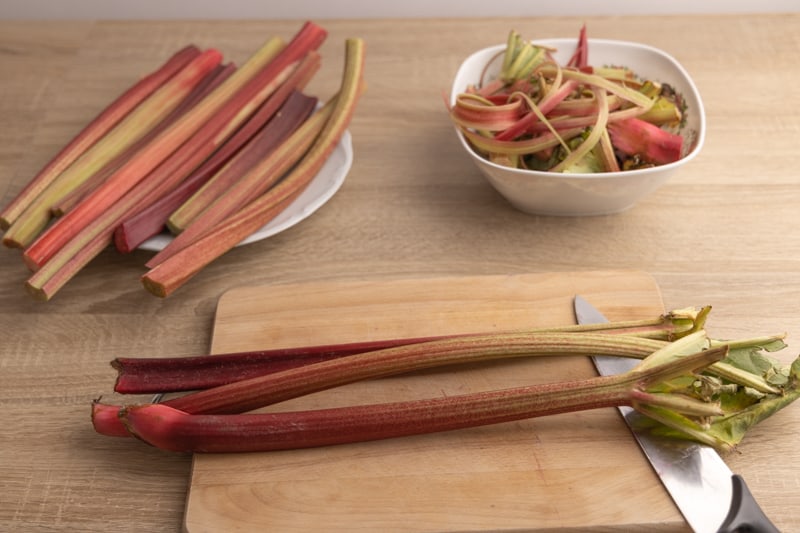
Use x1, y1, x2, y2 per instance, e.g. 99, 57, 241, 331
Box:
716, 475, 780, 533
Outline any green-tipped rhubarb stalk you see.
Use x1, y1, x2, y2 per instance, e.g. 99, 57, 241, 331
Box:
111, 309, 705, 394
117, 346, 729, 453
94, 305, 800, 455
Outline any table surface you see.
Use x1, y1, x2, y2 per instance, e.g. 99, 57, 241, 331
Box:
1, 14, 799, 532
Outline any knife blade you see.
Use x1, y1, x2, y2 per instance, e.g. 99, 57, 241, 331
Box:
573, 295, 780, 533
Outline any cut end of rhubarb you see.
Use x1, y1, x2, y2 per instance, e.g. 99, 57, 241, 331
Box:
91, 401, 132, 437
24, 281, 51, 302
141, 274, 168, 298
2, 235, 24, 249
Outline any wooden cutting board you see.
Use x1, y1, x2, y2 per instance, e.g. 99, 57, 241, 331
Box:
184, 271, 689, 532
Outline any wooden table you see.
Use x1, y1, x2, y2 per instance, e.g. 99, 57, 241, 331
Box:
1, 14, 799, 532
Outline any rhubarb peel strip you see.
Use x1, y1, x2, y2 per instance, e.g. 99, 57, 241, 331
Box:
141, 37, 366, 297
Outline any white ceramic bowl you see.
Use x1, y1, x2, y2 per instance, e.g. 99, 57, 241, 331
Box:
450, 38, 705, 216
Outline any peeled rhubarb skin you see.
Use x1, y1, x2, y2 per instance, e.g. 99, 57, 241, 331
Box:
607, 117, 683, 165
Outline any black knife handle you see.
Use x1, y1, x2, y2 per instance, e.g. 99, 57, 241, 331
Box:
716, 475, 780, 533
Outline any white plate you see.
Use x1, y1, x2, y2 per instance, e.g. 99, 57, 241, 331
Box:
138, 130, 353, 251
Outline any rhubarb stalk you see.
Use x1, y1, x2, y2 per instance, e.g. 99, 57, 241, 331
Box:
164, 50, 322, 235
24, 50, 301, 300
0, 45, 201, 231
118, 347, 727, 453
111, 310, 705, 394
51, 62, 238, 218
141, 37, 365, 297
3, 48, 223, 249
20, 26, 315, 271
24, 25, 328, 298
146, 93, 332, 267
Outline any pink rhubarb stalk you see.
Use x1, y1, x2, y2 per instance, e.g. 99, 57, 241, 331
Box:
4, 48, 222, 250
164, 49, 322, 235
0, 45, 201, 231
23, 23, 325, 271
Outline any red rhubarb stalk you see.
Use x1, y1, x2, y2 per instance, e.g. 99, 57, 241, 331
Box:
145, 333, 667, 415
22, 24, 324, 271
118, 347, 726, 453
93, 332, 669, 437
0, 45, 201, 231
24, 31, 322, 299
115, 89, 317, 253
3, 48, 223, 250
145, 92, 331, 267
51, 62, 238, 218
111, 314, 694, 394
165, 50, 322, 234
141, 37, 364, 297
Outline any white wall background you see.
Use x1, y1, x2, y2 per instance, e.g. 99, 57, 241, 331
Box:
1, 0, 798, 19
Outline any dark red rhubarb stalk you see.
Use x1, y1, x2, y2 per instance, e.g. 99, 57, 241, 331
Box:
111, 315, 692, 394
113, 335, 450, 394
22, 22, 326, 271
118, 347, 726, 453
0, 45, 201, 231
93, 332, 670, 440
145, 92, 329, 267
141, 37, 365, 296
119, 89, 317, 254
164, 50, 322, 234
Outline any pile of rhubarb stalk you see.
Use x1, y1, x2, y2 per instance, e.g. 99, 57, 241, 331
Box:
0, 21, 365, 300
93, 306, 800, 454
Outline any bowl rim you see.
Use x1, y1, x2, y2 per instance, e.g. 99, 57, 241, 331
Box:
450, 37, 706, 180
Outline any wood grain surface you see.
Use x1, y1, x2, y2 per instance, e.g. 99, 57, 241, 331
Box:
1, 14, 800, 533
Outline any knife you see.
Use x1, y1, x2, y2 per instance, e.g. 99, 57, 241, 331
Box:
573, 295, 780, 533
